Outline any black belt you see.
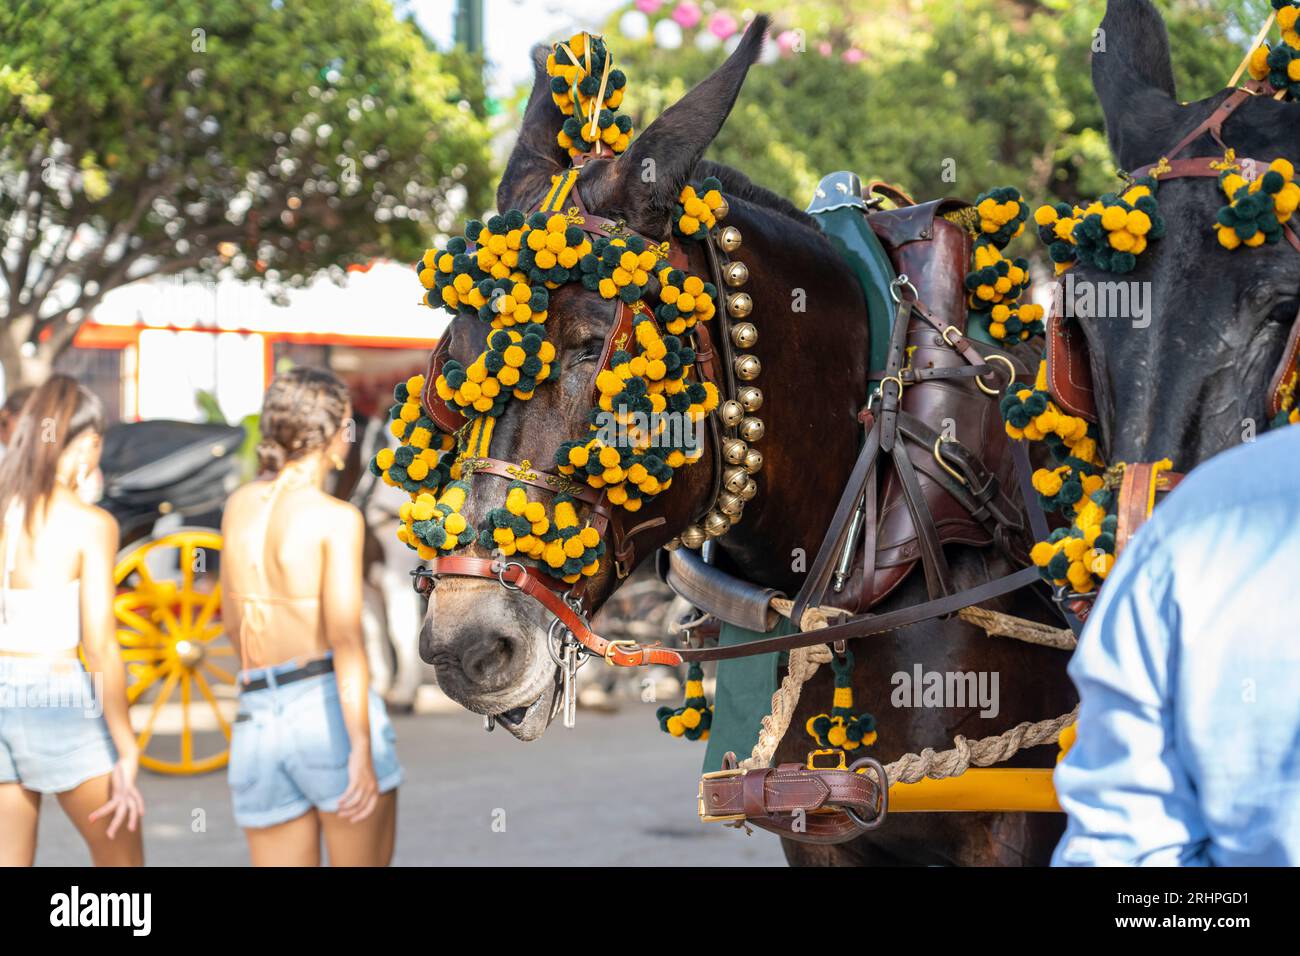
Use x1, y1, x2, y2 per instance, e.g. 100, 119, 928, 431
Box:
239, 656, 334, 693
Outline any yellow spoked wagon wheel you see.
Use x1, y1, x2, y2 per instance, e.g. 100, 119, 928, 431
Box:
113, 528, 237, 775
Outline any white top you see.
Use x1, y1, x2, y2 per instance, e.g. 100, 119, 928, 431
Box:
0, 502, 81, 654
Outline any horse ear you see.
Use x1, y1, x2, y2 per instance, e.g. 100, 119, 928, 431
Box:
587, 15, 769, 235
1092, 0, 1184, 170
498, 45, 570, 212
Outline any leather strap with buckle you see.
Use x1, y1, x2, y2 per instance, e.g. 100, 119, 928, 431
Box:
698, 750, 888, 844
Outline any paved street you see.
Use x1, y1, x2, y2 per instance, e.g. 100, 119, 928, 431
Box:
34, 702, 786, 867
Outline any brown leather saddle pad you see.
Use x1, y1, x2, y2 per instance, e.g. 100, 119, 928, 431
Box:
829, 199, 1031, 614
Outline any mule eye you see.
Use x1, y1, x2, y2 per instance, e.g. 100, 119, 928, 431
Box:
572, 339, 604, 364
1268, 298, 1299, 326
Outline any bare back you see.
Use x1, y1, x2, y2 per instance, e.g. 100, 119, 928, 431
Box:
221, 477, 364, 670
0, 488, 93, 588
0, 489, 116, 658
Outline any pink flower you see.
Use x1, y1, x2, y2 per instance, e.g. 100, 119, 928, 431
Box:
634, 0, 662, 13
817, 41, 832, 57
671, 2, 702, 30
777, 29, 800, 53
842, 47, 865, 64
708, 11, 738, 39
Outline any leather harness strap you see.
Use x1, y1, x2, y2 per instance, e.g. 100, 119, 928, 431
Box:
425, 555, 685, 667
699, 754, 888, 841
1128, 85, 1300, 254
678, 566, 1045, 663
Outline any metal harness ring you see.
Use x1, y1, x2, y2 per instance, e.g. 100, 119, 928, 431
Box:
845, 756, 889, 830
494, 560, 527, 591
976, 354, 1017, 396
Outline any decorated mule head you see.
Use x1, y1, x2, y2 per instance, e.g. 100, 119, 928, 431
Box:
1078, 0, 1300, 466
385, 19, 770, 739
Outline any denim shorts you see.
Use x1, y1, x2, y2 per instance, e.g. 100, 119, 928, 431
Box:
0, 657, 118, 794
228, 658, 403, 829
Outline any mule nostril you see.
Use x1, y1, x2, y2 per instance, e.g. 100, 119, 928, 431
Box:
460, 633, 523, 688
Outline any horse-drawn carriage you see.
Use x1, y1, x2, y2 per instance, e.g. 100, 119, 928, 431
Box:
100, 419, 244, 775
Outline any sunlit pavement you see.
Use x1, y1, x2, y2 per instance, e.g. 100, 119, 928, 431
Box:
34, 702, 786, 866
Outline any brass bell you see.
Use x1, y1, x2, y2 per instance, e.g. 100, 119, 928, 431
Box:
737, 386, 763, 412
727, 292, 753, 319
723, 438, 749, 465
719, 400, 745, 428
724, 260, 748, 287
739, 478, 758, 501
713, 199, 730, 221
743, 448, 764, 474
719, 226, 743, 252
680, 524, 707, 549
729, 511, 743, 524
703, 511, 730, 537
735, 354, 762, 381
723, 466, 748, 494
739, 416, 765, 442
718, 491, 744, 516
663, 537, 681, 551
730, 322, 758, 349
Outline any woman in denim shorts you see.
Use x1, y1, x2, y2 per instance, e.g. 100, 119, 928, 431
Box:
0, 377, 145, 866
221, 368, 402, 866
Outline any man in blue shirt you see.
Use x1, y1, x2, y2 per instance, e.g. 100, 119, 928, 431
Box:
1053, 426, 1300, 866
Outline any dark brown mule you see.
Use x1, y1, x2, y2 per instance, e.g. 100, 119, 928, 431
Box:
418, 18, 1075, 865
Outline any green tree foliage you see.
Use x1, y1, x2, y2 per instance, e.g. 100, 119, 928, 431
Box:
603, 0, 1268, 211
0, 0, 493, 386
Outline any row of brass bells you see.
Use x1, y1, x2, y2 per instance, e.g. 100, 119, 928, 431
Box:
677, 218, 757, 550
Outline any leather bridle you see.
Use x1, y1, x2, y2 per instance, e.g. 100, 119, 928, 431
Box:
1130, 84, 1300, 422
410, 159, 731, 668
1049, 82, 1300, 619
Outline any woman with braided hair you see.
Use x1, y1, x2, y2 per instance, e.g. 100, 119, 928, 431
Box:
222, 367, 402, 866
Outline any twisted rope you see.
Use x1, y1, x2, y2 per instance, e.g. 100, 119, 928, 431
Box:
884, 705, 1078, 784
957, 605, 1077, 650
740, 597, 1078, 776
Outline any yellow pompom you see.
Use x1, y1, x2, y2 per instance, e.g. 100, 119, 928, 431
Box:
1100, 205, 1128, 231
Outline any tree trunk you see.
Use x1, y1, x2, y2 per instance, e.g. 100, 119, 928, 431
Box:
0, 321, 55, 396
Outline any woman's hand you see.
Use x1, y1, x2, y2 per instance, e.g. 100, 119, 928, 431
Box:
337, 746, 379, 822
88, 753, 144, 839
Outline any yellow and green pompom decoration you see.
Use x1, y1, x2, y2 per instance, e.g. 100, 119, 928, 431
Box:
1214, 158, 1298, 249
546, 32, 634, 157
673, 177, 727, 240
973, 185, 1028, 248
400, 480, 473, 560
964, 237, 1031, 312
370, 374, 455, 495
1247, 3, 1300, 100
657, 661, 712, 740
579, 235, 658, 303
655, 266, 717, 334
1035, 177, 1165, 275
478, 480, 552, 561
805, 650, 877, 751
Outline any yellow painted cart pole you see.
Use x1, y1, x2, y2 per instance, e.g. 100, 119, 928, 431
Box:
888, 768, 1061, 813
